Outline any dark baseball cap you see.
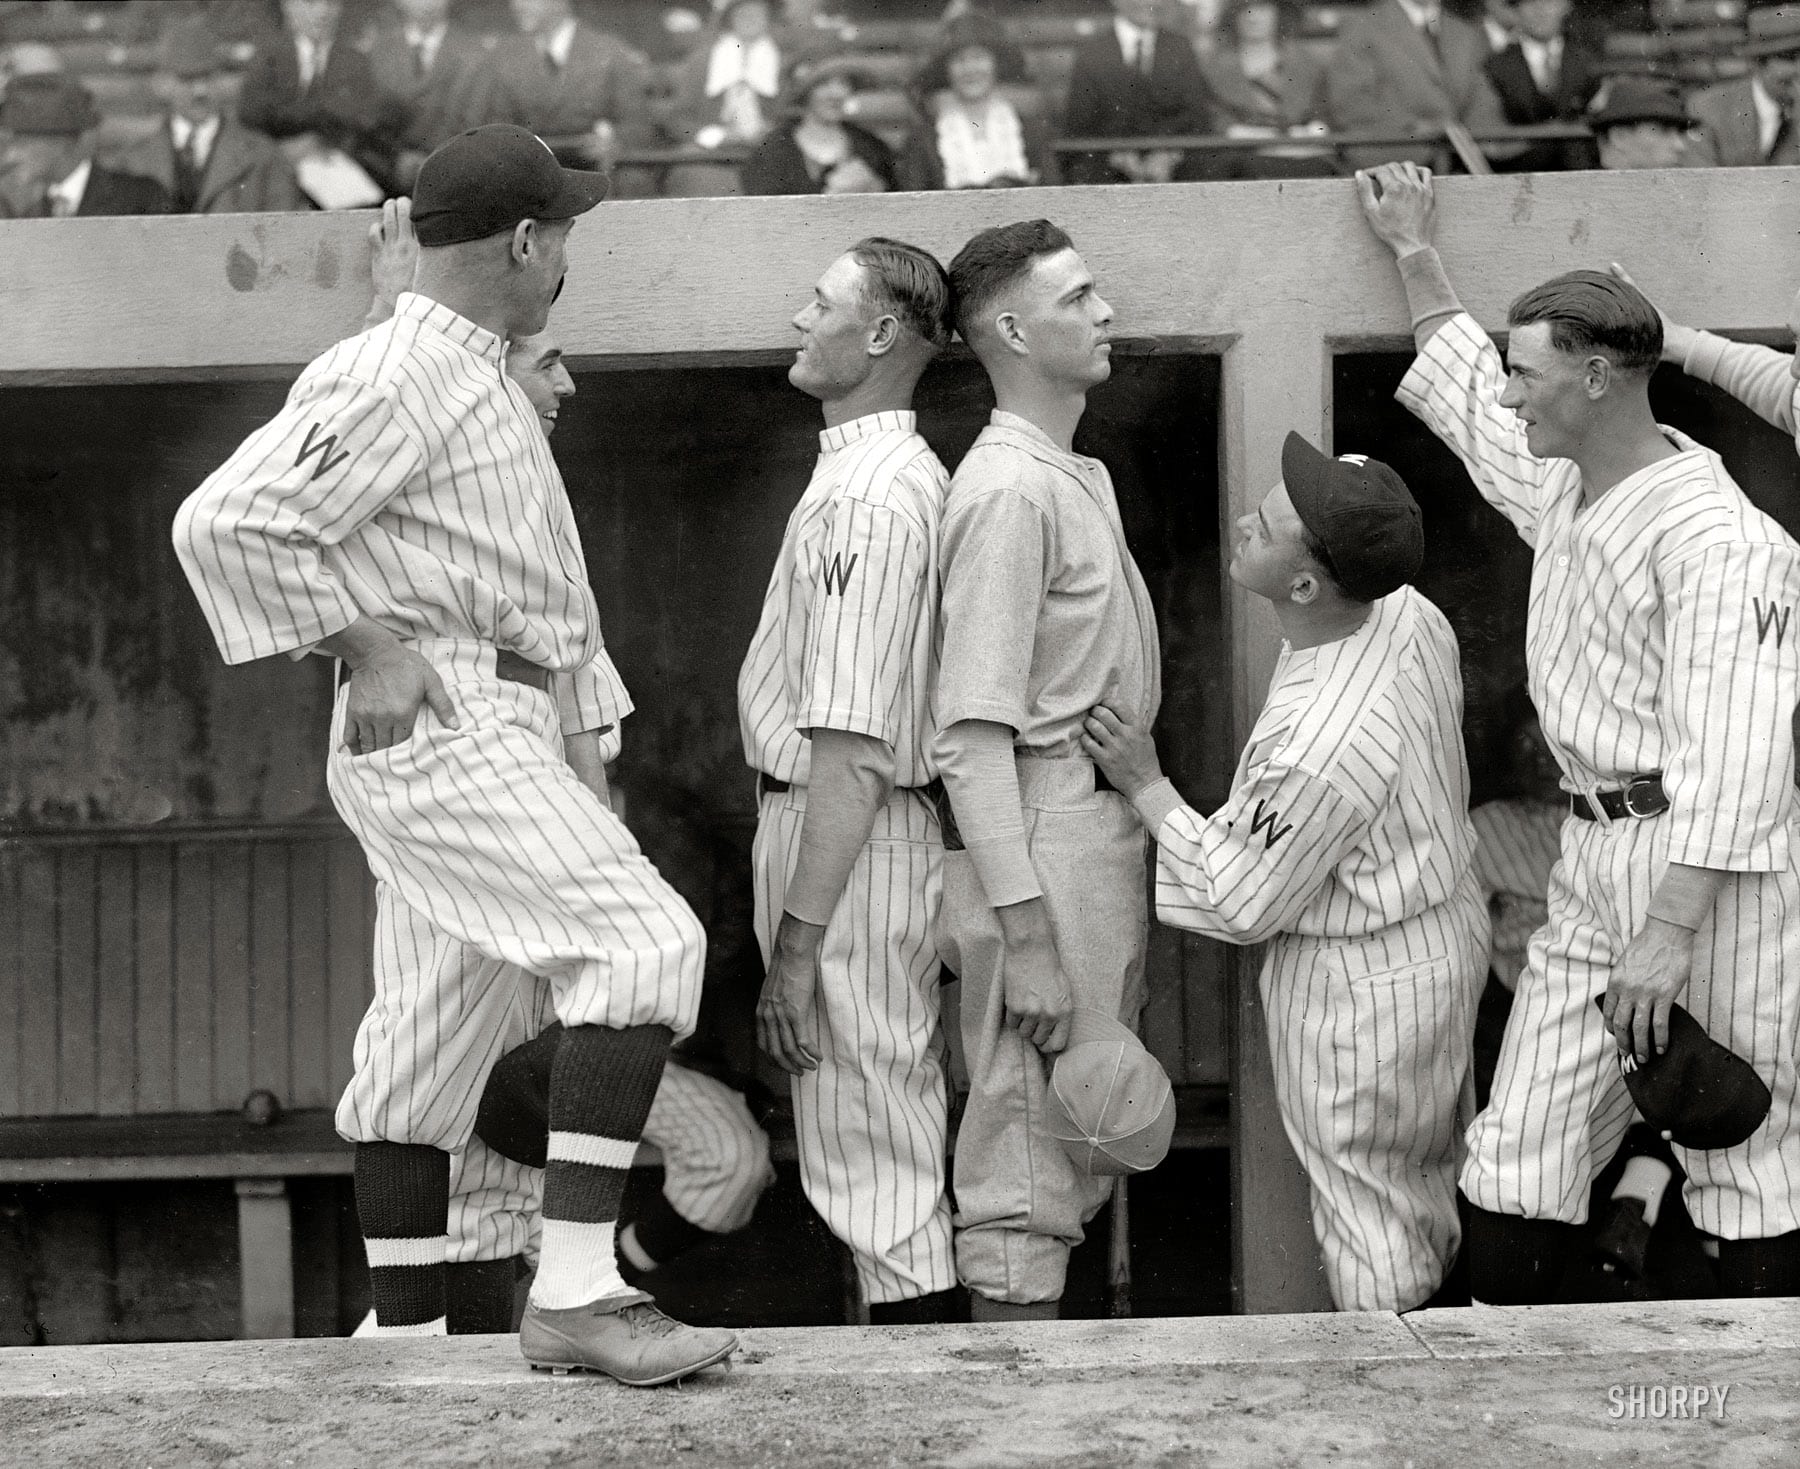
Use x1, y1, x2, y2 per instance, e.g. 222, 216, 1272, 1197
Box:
1594, 998, 1773, 1151
1281, 432, 1424, 603
411, 124, 609, 247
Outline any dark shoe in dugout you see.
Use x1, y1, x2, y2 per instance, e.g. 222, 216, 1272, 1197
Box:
520, 1290, 738, 1386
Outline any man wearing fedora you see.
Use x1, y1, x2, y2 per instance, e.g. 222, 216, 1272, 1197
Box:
1687, 7, 1800, 168
124, 16, 305, 216
1588, 74, 1693, 171
0, 73, 169, 218
1082, 436, 1489, 1315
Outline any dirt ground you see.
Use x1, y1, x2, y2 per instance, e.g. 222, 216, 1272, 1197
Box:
4, 1302, 1796, 1468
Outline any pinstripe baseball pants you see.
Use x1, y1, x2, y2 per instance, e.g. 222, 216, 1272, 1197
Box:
329, 639, 704, 1153
1463, 814, 1800, 1240
1261, 873, 1489, 1313
751, 781, 955, 1305
937, 759, 1150, 1307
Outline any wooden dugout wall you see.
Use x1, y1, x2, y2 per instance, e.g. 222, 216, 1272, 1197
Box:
2, 167, 1796, 1314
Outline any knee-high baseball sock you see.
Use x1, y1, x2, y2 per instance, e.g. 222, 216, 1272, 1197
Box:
530, 1022, 672, 1310
355, 1141, 450, 1335
446, 1258, 523, 1334
620, 1188, 711, 1273
1461, 1194, 1576, 1306
1714, 1230, 1800, 1298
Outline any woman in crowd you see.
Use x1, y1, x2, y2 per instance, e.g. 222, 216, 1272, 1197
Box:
895, 10, 1057, 191
1198, 0, 1333, 177
741, 55, 895, 194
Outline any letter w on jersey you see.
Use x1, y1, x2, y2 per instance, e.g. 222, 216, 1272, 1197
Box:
1248, 798, 1293, 851
296, 422, 352, 480
821, 551, 859, 596
1754, 596, 1792, 649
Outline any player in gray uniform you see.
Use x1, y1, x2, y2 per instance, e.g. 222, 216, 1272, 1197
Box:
934, 220, 1162, 1321
1082, 435, 1489, 1313
1362, 161, 1800, 1302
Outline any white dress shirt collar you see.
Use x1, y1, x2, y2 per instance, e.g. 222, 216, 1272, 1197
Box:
1519, 35, 1562, 95
541, 16, 577, 69
403, 21, 448, 73
1753, 74, 1784, 157
46, 156, 92, 217
171, 113, 222, 169
1113, 16, 1155, 71
1394, 0, 1443, 33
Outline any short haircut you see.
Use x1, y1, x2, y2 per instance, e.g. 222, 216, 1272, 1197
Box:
1506, 269, 1662, 377
947, 218, 1074, 343
848, 236, 953, 350
1299, 524, 1349, 600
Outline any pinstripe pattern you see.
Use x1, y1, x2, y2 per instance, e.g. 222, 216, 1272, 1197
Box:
738, 411, 947, 787
171, 292, 630, 736
647, 1063, 777, 1233
1402, 312, 1800, 1238
738, 411, 954, 1305
1149, 585, 1486, 1311
1470, 799, 1564, 990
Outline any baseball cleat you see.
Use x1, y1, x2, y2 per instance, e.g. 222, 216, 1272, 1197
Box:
520, 1291, 739, 1387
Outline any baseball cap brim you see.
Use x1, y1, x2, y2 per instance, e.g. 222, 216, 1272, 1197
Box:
541, 165, 611, 218
1279, 430, 1332, 538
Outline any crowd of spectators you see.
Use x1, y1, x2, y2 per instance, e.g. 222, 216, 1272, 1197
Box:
0, 0, 1796, 216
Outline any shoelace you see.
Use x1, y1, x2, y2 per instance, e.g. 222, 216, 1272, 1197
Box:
617, 1302, 683, 1339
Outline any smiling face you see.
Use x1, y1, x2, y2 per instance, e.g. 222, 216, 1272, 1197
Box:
947, 44, 998, 103
789, 252, 881, 402
1229, 479, 1318, 601
1497, 320, 1592, 461
507, 329, 575, 435
1004, 247, 1114, 391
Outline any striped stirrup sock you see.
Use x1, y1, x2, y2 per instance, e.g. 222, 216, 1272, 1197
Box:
530, 1022, 672, 1310
354, 1141, 450, 1335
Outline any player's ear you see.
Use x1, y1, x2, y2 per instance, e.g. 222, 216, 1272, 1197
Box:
867, 313, 900, 358
1289, 570, 1319, 606
994, 310, 1027, 356
1584, 353, 1612, 400
510, 218, 536, 268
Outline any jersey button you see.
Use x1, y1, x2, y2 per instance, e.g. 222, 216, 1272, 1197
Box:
1557, 554, 1570, 566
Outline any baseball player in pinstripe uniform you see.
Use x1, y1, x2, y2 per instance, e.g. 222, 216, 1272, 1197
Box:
935, 220, 1161, 1321
737, 238, 962, 1323
1083, 434, 1489, 1313
174, 125, 737, 1383
1363, 160, 1800, 1303
348, 205, 774, 1329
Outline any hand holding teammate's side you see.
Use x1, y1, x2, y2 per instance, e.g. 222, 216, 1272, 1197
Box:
1607, 262, 1691, 364
1080, 704, 1163, 799
342, 643, 457, 756
1355, 162, 1437, 259
758, 916, 824, 1076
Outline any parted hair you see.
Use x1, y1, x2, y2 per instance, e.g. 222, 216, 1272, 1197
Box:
849, 237, 954, 350
1506, 270, 1663, 377
947, 218, 1074, 342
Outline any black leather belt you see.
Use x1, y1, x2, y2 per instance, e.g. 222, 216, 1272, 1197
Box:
1571, 773, 1668, 822
336, 649, 551, 694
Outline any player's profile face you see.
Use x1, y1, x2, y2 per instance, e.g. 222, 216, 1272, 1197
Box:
788, 253, 876, 401
518, 218, 572, 335
1499, 320, 1586, 460
1230, 480, 1308, 599
1013, 248, 1113, 390
506, 330, 574, 437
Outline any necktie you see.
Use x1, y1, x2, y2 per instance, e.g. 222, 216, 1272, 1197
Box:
174, 128, 202, 210
412, 39, 429, 78
1136, 30, 1153, 76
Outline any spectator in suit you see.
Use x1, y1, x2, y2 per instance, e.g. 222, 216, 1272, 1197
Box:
1062, 0, 1219, 185
0, 73, 169, 217
1479, 0, 1516, 56
896, 9, 1057, 190
485, 0, 656, 194
1484, 0, 1601, 171
1323, 0, 1511, 171
1197, 0, 1333, 177
1686, 23, 1800, 168
125, 16, 306, 214
366, 0, 498, 190
1586, 73, 1692, 171
741, 56, 894, 195
238, 0, 404, 201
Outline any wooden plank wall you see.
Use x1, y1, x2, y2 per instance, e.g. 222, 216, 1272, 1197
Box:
0, 829, 374, 1118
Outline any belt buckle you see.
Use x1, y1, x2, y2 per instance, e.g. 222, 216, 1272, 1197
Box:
1622, 777, 1662, 819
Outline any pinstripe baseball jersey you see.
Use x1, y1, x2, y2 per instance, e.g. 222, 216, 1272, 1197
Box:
1150, 585, 1476, 944
172, 291, 629, 736
1400, 312, 1800, 870
1469, 797, 1562, 989
737, 410, 948, 787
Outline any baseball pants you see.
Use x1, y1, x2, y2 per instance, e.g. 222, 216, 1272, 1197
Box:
1261, 874, 1489, 1313
751, 781, 955, 1306
937, 757, 1150, 1307
1462, 812, 1800, 1240
329, 639, 704, 1153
